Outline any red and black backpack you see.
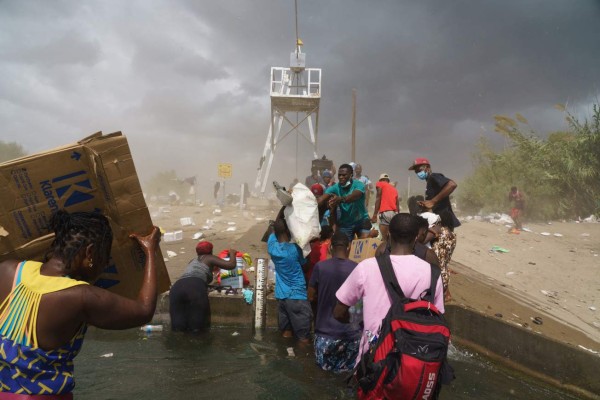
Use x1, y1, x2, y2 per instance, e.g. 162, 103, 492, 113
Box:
354, 254, 454, 400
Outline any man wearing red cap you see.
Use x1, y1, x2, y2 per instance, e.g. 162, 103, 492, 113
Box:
169, 241, 238, 333
408, 158, 459, 302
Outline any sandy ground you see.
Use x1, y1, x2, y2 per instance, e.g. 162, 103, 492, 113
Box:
451, 218, 600, 346
150, 200, 600, 352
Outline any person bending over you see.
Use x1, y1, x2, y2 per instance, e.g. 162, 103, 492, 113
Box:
169, 241, 238, 333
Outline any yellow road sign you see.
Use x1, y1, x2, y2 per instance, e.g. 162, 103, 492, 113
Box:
218, 163, 232, 178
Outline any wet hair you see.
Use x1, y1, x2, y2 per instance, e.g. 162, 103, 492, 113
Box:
338, 163, 353, 174
388, 213, 419, 245
48, 209, 113, 273
407, 195, 425, 216
330, 230, 349, 248
320, 225, 334, 241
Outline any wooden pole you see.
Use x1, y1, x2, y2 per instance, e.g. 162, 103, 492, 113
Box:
352, 88, 356, 162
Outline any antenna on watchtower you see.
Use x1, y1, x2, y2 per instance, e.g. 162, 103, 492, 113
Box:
255, 0, 322, 194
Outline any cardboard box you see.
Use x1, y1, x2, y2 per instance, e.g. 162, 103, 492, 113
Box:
349, 238, 382, 263
0, 132, 171, 298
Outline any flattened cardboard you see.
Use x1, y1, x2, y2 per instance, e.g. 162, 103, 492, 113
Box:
349, 238, 382, 264
0, 132, 170, 298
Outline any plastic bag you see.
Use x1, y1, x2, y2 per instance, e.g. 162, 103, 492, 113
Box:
283, 183, 321, 257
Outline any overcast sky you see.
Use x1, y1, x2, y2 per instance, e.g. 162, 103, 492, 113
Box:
1, 0, 599, 200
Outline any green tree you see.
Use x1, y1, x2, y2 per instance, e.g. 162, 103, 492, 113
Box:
459, 105, 600, 220
0, 141, 26, 163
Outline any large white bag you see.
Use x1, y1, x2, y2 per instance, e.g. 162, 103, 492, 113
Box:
283, 183, 321, 257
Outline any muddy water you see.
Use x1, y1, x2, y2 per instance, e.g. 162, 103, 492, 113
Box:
74, 326, 582, 399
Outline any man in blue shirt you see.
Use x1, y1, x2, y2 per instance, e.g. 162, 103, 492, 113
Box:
318, 163, 372, 241
267, 219, 312, 343
308, 231, 361, 372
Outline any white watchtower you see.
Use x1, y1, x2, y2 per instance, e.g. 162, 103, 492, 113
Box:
254, 39, 322, 194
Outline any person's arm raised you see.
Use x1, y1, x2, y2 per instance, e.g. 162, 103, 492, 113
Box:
81, 226, 161, 329
204, 250, 238, 270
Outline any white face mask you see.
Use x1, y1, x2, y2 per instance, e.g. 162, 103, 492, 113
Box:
341, 179, 352, 188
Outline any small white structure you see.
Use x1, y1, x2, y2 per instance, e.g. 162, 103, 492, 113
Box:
255, 39, 322, 194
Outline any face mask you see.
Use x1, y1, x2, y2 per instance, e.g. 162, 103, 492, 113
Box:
417, 171, 428, 180
341, 179, 352, 188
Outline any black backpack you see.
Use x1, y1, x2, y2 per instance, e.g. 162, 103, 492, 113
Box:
354, 254, 454, 400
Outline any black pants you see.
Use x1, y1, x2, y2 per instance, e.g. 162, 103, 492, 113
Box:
169, 277, 210, 333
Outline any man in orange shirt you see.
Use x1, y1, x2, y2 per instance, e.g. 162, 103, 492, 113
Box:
371, 173, 400, 241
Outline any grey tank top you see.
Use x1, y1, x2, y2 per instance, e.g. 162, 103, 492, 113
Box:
179, 256, 213, 284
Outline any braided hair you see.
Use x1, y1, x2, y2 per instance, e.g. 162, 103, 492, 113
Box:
48, 209, 113, 274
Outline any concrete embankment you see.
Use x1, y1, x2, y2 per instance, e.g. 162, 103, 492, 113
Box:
155, 221, 600, 399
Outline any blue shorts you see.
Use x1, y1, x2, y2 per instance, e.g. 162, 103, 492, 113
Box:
278, 299, 312, 340
338, 218, 372, 241
314, 334, 361, 373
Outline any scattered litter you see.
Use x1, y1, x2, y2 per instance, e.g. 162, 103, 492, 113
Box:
540, 232, 551, 236
553, 233, 563, 237
494, 313, 503, 318
100, 353, 114, 358
583, 215, 597, 223
231, 331, 240, 336
511, 313, 520, 318
547, 222, 552, 225
590, 306, 597, 311
540, 290, 558, 298
163, 230, 183, 243
166, 250, 178, 258
521, 227, 532, 232
506, 271, 515, 276
490, 246, 509, 253
213, 209, 222, 215
141, 324, 163, 332
255, 217, 265, 221
226, 227, 237, 232
203, 219, 215, 230
532, 316, 543, 325
528, 262, 536, 265
163, 258, 169, 262
286, 347, 295, 357
485, 213, 513, 225
227, 222, 236, 225
247, 267, 255, 273
242, 288, 254, 305
158, 206, 171, 213
581, 233, 590, 237
578, 345, 599, 355
192, 232, 204, 240
180, 217, 195, 226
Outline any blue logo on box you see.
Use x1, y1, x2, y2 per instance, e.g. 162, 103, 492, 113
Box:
40, 170, 95, 212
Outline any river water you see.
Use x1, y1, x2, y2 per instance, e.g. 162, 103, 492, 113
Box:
73, 326, 582, 399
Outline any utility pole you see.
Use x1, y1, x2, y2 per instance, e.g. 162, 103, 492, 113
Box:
351, 88, 356, 162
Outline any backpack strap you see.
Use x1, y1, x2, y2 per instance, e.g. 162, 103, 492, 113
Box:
375, 254, 406, 302
423, 264, 440, 303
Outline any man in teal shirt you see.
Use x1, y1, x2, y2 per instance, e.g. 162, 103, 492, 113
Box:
318, 163, 372, 241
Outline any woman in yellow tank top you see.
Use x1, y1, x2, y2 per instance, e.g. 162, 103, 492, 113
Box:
0, 210, 160, 399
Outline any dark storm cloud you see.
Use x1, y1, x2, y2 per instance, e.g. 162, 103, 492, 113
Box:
0, 0, 598, 200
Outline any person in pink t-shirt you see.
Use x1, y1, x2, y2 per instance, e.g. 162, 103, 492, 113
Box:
333, 213, 444, 357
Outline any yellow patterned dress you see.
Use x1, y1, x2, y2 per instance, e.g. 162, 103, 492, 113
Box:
0, 261, 88, 396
